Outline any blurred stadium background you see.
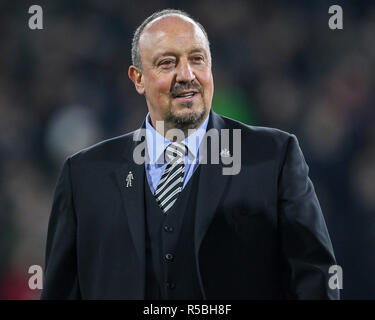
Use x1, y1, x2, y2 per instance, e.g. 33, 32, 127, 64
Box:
0, 0, 374, 299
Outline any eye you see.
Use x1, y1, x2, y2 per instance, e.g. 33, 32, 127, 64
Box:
192, 56, 204, 63
159, 59, 175, 68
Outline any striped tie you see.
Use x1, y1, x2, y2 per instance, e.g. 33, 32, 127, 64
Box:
155, 142, 186, 214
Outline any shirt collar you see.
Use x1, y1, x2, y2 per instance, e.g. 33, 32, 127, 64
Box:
145, 112, 210, 165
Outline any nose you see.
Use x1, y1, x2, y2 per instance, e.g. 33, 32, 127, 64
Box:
175, 59, 195, 83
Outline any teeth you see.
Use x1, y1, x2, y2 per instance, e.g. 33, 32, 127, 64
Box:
177, 92, 195, 97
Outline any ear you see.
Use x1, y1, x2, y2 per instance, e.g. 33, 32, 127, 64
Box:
128, 66, 145, 95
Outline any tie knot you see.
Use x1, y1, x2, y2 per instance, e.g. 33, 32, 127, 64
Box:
165, 142, 186, 164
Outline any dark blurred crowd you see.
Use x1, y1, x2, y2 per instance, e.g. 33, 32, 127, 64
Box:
0, 0, 374, 299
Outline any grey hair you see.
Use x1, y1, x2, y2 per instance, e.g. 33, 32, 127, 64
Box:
131, 9, 210, 69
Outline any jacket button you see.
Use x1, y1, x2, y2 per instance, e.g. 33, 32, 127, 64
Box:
165, 253, 174, 261
164, 225, 174, 232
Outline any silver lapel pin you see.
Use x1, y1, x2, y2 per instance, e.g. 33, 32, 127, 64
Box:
126, 171, 134, 187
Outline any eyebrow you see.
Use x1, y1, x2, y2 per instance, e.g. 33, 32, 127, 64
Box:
189, 48, 206, 55
153, 48, 207, 65
153, 52, 176, 65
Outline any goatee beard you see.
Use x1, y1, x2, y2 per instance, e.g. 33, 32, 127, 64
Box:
165, 104, 207, 131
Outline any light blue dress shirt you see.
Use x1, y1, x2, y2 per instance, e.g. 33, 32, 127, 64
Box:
145, 113, 210, 195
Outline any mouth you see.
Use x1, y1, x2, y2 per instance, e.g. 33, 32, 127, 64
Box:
173, 91, 199, 101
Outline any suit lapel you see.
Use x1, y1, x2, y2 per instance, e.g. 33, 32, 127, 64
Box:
114, 161, 145, 263
194, 111, 234, 261
114, 127, 146, 294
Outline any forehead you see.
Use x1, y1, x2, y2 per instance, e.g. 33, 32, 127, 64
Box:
139, 15, 209, 59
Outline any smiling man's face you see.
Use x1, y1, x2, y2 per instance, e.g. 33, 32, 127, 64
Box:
129, 15, 214, 133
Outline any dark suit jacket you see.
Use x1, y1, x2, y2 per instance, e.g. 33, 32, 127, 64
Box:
41, 110, 339, 299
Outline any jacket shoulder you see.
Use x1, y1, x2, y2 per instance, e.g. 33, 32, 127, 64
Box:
67, 130, 138, 164
219, 114, 294, 148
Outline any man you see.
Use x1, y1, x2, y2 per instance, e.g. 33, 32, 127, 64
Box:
41, 9, 339, 299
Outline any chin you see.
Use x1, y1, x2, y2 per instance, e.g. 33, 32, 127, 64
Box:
168, 104, 207, 130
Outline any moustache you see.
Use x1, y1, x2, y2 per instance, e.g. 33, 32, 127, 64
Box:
170, 82, 202, 98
